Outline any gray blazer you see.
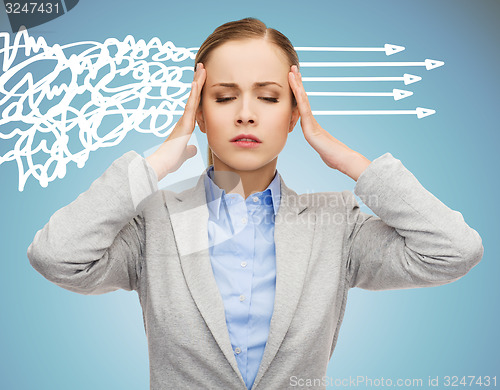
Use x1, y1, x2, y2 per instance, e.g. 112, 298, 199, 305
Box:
27, 150, 483, 390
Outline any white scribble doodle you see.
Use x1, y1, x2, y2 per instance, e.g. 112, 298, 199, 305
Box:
0, 27, 196, 191
0, 28, 441, 191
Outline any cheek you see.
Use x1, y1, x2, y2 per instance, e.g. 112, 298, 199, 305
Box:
202, 104, 225, 128
203, 110, 228, 146
271, 106, 293, 126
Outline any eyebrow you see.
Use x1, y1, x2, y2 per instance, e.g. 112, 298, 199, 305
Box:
210, 81, 282, 89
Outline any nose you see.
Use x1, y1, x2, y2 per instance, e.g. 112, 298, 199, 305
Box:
235, 97, 256, 125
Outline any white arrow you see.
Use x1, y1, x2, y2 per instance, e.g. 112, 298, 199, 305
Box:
302, 73, 422, 85
99, 107, 435, 120
293, 43, 405, 56
300, 59, 444, 70
307, 88, 413, 101
148, 107, 436, 119
190, 44, 405, 56
311, 107, 435, 119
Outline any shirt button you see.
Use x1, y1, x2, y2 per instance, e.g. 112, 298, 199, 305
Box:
239, 295, 246, 302
252, 196, 259, 202
241, 217, 247, 224
235, 347, 241, 354
240, 261, 247, 268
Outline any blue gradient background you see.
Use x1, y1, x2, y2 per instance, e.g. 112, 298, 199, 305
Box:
1, 0, 498, 389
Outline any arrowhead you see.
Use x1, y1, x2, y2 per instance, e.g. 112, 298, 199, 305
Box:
403, 73, 422, 85
393, 89, 413, 101
385, 44, 405, 56
424, 59, 445, 70
416, 107, 436, 119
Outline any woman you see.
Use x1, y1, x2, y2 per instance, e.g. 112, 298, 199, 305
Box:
28, 17, 483, 390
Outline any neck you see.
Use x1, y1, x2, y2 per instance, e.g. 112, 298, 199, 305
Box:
211, 157, 277, 200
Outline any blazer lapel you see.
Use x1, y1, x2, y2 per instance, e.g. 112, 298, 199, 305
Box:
163, 170, 313, 389
251, 177, 313, 389
163, 172, 246, 386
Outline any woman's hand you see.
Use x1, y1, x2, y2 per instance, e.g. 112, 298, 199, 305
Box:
146, 63, 207, 181
288, 65, 372, 181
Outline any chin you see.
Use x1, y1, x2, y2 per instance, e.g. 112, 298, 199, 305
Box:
217, 154, 274, 172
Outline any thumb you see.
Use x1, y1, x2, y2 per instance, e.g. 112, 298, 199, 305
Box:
184, 144, 198, 160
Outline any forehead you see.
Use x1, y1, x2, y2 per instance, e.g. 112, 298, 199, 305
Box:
205, 39, 289, 83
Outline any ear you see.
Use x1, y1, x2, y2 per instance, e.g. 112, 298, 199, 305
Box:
196, 105, 206, 134
288, 105, 300, 133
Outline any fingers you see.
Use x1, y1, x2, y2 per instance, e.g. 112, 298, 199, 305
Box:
180, 63, 206, 131
288, 65, 316, 131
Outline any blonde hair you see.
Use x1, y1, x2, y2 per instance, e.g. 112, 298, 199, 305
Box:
194, 17, 299, 168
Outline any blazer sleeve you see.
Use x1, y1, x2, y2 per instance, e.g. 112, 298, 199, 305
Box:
27, 150, 159, 295
344, 152, 484, 290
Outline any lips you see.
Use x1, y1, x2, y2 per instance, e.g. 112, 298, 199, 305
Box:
230, 134, 262, 143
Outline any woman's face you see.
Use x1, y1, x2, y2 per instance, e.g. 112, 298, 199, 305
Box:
196, 39, 299, 172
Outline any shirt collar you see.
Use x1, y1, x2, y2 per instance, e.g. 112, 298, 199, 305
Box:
203, 165, 281, 219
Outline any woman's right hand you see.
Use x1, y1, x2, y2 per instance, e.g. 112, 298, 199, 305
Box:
146, 63, 207, 182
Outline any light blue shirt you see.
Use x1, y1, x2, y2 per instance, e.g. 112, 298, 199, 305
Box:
203, 165, 281, 390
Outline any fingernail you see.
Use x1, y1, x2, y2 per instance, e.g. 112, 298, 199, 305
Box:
196, 63, 200, 72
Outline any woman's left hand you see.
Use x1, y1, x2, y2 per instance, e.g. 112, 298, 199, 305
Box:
288, 65, 372, 181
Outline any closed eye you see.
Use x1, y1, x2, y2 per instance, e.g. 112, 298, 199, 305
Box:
215, 97, 235, 103
261, 97, 279, 103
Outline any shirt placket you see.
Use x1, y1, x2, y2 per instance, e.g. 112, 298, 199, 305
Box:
226, 195, 255, 385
